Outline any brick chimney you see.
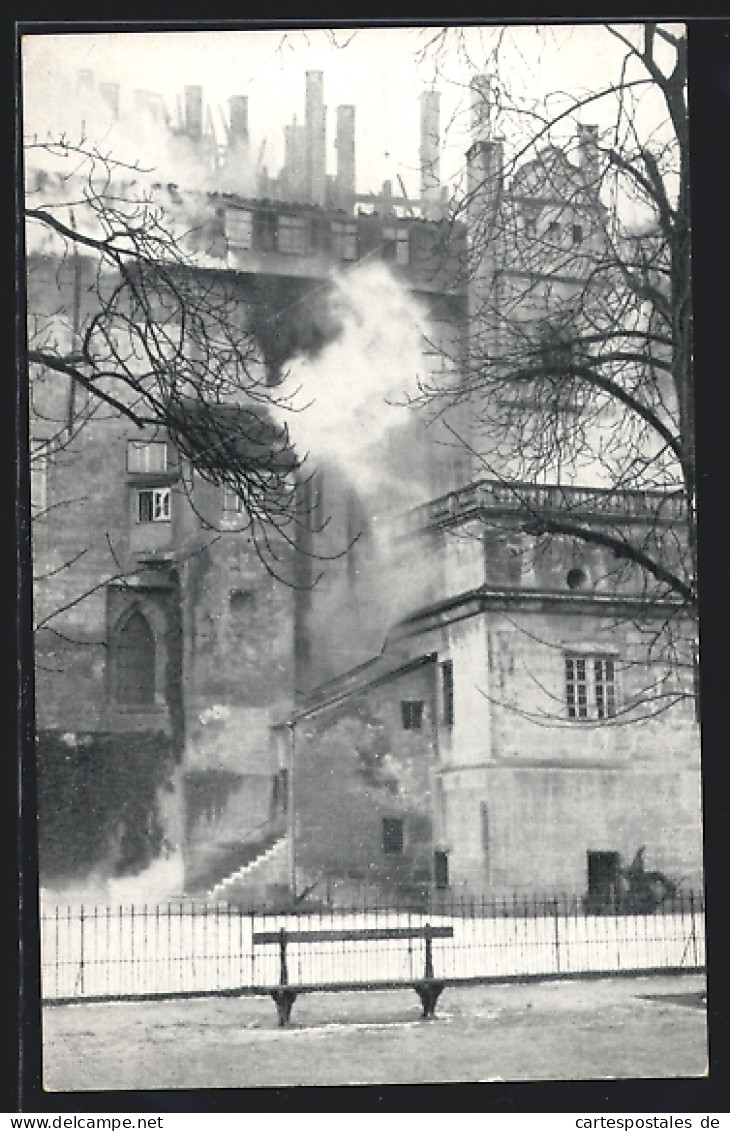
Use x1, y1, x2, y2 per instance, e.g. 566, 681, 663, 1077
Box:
420, 90, 441, 220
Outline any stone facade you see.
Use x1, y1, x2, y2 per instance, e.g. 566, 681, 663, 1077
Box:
283, 488, 701, 906
28, 197, 467, 894
27, 71, 701, 908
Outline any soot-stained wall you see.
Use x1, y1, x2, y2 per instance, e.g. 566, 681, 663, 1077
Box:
293, 662, 439, 903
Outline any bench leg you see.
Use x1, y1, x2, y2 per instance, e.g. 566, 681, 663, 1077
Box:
414, 982, 445, 1020
271, 988, 298, 1026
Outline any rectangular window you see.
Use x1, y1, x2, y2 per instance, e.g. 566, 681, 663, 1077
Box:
524, 215, 537, 238
254, 210, 277, 252
440, 660, 454, 726
434, 850, 449, 889
225, 207, 254, 250
593, 658, 616, 719
587, 850, 620, 910
222, 484, 246, 515
30, 438, 51, 516
137, 487, 171, 523
401, 700, 423, 730
331, 220, 357, 261
382, 817, 404, 855
382, 225, 409, 264
572, 223, 584, 245
278, 214, 310, 255
127, 440, 167, 473
566, 654, 617, 720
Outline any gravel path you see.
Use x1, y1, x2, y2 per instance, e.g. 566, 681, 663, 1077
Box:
42, 973, 707, 1091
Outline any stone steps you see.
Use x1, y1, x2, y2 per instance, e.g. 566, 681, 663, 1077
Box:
208, 835, 288, 903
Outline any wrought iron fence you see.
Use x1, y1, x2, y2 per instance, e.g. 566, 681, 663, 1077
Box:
40, 891, 705, 1004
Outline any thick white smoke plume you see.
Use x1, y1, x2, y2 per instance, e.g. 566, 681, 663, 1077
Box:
280, 261, 436, 514
277, 262, 451, 673
40, 851, 186, 910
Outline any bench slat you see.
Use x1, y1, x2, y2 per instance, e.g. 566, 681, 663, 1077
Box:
253, 926, 454, 945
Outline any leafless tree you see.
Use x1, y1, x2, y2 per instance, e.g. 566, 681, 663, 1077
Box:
411, 24, 696, 710
24, 136, 319, 609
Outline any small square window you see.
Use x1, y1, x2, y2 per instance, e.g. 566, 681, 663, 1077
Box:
382, 817, 404, 855
137, 487, 170, 523
222, 485, 246, 515
401, 700, 423, 730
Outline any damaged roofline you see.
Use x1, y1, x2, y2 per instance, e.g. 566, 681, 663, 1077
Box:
278, 651, 439, 728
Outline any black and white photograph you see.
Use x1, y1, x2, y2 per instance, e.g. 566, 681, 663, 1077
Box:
19, 21, 707, 1094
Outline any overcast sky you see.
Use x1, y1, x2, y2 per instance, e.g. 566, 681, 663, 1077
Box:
21, 24, 679, 199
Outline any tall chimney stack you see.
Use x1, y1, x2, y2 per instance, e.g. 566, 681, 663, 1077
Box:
420, 90, 441, 220
284, 115, 307, 202
229, 95, 249, 144
577, 123, 600, 188
305, 71, 327, 206
470, 75, 493, 141
335, 105, 356, 212
184, 85, 203, 139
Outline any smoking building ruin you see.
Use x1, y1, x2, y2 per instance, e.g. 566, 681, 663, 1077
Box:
26, 65, 701, 909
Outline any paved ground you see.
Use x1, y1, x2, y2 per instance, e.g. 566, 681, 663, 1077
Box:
42, 973, 707, 1092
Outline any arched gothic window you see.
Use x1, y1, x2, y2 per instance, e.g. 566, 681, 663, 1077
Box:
114, 610, 155, 705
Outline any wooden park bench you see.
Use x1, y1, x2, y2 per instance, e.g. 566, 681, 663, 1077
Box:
252, 923, 455, 1025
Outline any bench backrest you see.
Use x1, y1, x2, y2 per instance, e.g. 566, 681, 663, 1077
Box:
253, 925, 454, 945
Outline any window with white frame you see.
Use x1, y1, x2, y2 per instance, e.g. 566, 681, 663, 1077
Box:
565, 654, 617, 720
137, 487, 171, 523
127, 440, 168, 473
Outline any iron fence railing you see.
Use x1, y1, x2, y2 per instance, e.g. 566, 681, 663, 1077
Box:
40, 891, 705, 1004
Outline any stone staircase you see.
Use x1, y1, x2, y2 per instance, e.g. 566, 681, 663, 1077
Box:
207, 834, 289, 908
